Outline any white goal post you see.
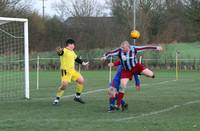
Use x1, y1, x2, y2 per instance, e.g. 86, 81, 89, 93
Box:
0, 17, 29, 99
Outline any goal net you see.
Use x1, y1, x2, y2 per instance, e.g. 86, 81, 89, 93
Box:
0, 17, 29, 100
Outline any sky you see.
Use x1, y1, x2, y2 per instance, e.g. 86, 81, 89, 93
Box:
32, 0, 58, 16
32, 0, 108, 17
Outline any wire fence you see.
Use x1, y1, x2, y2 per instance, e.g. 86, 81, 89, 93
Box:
28, 56, 200, 71
0, 56, 200, 71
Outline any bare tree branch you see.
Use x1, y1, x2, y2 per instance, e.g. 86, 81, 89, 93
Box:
52, 0, 103, 19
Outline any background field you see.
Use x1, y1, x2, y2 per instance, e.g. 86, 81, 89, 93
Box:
1, 1, 200, 130
33, 42, 200, 60
0, 70, 200, 131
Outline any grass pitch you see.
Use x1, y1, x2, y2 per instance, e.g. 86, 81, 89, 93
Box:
0, 70, 200, 131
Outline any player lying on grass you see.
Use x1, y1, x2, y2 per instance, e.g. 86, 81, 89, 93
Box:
102, 41, 162, 110
53, 39, 89, 105
108, 64, 140, 112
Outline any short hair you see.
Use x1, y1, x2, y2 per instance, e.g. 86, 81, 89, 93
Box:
120, 41, 129, 47
65, 39, 75, 45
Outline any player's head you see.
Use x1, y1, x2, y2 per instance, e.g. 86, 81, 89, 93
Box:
121, 41, 130, 52
66, 39, 75, 50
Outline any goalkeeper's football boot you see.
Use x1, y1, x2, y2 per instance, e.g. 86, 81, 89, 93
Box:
53, 97, 60, 105
74, 97, 85, 104
121, 103, 128, 112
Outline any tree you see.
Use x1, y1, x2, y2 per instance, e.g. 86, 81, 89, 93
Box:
108, 0, 162, 43
184, 0, 200, 40
0, 0, 32, 17
53, 0, 103, 20
45, 16, 66, 50
109, 0, 134, 28
147, 0, 166, 42
138, 0, 155, 43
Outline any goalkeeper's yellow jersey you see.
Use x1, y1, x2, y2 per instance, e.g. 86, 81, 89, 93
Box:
60, 48, 77, 70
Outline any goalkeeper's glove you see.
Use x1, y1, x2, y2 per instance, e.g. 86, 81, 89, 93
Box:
82, 61, 89, 66
56, 47, 63, 55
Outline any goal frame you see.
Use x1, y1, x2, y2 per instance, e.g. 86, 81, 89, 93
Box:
0, 17, 30, 99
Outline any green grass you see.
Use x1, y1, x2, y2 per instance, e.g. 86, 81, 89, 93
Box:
0, 70, 200, 131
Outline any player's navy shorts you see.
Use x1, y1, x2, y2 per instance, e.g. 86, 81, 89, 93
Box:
121, 63, 146, 80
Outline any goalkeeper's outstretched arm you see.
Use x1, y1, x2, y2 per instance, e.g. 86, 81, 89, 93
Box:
75, 57, 83, 64
75, 57, 89, 66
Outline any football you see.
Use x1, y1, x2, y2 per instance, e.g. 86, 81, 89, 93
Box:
130, 30, 140, 39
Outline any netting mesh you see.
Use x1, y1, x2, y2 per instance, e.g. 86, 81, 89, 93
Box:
0, 20, 25, 100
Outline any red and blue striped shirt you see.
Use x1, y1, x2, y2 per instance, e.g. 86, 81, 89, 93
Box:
104, 45, 158, 70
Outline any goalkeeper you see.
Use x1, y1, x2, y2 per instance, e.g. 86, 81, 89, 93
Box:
53, 39, 89, 105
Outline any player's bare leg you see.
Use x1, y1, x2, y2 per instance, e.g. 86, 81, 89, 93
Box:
141, 68, 155, 78
74, 75, 85, 104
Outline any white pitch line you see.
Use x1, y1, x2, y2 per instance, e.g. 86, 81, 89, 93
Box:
33, 88, 107, 101
141, 79, 176, 86
30, 79, 199, 122
33, 79, 176, 101
63, 88, 106, 98
112, 99, 200, 122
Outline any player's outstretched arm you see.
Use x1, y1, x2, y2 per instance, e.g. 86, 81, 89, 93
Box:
135, 45, 163, 52
94, 47, 121, 61
104, 48, 121, 58
93, 47, 121, 62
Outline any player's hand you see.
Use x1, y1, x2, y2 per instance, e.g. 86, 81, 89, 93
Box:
108, 62, 114, 67
56, 46, 63, 54
82, 61, 89, 66
156, 46, 163, 51
100, 56, 107, 61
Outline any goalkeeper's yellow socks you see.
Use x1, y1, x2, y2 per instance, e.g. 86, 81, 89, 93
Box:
56, 88, 65, 98
75, 84, 84, 95
53, 88, 64, 105
74, 84, 85, 104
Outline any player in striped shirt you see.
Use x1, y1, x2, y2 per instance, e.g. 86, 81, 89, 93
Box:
103, 41, 162, 109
